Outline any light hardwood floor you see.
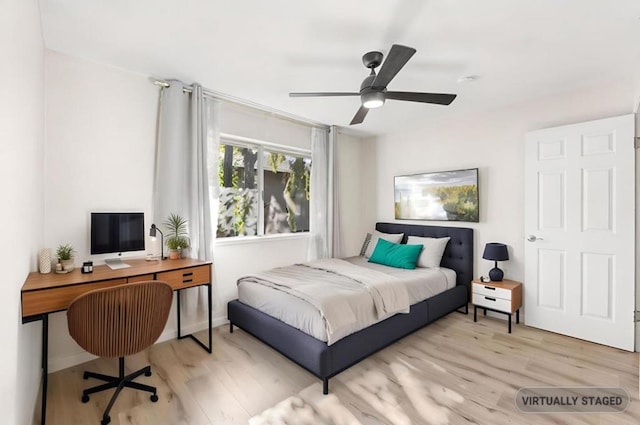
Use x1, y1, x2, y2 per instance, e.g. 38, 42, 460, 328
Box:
41, 310, 640, 425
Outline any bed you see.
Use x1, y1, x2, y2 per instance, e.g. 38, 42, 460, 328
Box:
227, 222, 473, 394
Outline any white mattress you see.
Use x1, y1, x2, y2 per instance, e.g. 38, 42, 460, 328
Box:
238, 256, 456, 342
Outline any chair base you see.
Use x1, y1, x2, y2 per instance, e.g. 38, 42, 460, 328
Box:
81, 357, 158, 425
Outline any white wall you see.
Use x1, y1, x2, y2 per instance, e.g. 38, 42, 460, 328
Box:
335, 130, 375, 256
0, 1, 45, 423
220, 101, 312, 150
44, 50, 160, 371
372, 77, 635, 293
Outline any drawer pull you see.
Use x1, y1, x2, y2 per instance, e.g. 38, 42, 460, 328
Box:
484, 296, 496, 302
183, 279, 193, 283
484, 286, 496, 290
183, 272, 193, 277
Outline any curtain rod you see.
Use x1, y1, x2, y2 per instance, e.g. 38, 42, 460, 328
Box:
153, 79, 330, 130
220, 132, 311, 156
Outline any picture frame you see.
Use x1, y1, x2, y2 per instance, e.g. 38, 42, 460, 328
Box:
394, 168, 479, 222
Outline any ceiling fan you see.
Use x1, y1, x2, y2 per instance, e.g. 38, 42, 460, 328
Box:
289, 44, 457, 125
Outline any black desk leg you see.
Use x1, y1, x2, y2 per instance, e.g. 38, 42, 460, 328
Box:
41, 314, 49, 425
508, 313, 512, 333
516, 309, 520, 324
207, 283, 212, 353
176, 286, 213, 353
176, 289, 182, 339
473, 305, 477, 322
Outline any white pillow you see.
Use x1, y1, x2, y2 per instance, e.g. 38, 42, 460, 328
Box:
363, 230, 404, 258
406, 236, 451, 268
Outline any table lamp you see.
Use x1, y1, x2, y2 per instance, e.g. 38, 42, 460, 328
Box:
149, 224, 165, 260
482, 242, 509, 281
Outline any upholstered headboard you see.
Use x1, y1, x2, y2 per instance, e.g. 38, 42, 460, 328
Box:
375, 222, 474, 293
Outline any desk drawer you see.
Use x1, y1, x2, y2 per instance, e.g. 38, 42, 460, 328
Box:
472, 282, 512, 300
157, 265, 210, 289
22, 278, 127, 317
472, 293, 512, 313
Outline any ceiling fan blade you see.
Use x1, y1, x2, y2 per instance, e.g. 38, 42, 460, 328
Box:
386, 91, 457, 105
371, 44, 416, 89
289, 92, 360, 97
350, 106, 369, 125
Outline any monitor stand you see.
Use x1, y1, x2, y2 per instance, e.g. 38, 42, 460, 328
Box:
105, 257, 131, 270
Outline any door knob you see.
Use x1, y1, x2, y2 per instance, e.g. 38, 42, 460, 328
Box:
527, 235, 543, 242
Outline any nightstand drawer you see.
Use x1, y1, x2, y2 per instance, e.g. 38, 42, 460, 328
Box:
472, 293, 512, 312
472, 283, 512, 300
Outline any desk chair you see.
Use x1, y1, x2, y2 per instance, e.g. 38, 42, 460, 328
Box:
67, 281, 173, 425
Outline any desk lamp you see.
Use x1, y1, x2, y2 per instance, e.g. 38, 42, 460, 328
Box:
482, 242, 509, 281
149, 224, 165, 260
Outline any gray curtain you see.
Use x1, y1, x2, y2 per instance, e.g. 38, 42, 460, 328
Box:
330, 125, 341, 258
153, 81, 219, 318
308, 125, 338, 260
153, 82, 218, 261
188, 86, 218, 262
153, 82, 190, 228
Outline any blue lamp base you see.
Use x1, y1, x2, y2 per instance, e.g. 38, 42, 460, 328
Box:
489, 264, 504, 281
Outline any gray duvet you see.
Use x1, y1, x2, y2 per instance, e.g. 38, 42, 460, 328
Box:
237, 256, 456, 345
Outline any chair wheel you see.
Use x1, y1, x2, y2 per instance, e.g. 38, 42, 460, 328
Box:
81, 394, 90, 403
150, 394, 159, 402
145, 370, 152, 377
101, 416, 110, 425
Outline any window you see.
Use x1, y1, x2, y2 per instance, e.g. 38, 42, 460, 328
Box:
217, 137, 311, 238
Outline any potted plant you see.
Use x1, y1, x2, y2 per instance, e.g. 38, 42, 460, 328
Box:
56, 243, 75, 272
163, 213, 189, 260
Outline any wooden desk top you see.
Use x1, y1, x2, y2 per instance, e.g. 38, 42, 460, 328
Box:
22, 258, 212, 292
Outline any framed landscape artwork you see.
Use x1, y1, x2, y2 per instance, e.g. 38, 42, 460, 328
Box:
394, 168, 479, 222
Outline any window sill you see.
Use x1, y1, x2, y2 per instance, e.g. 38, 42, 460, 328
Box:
215, 233, 310, 246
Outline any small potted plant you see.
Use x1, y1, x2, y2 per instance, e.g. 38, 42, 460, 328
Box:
56, 243, 75, 272
163, 213, 189, 260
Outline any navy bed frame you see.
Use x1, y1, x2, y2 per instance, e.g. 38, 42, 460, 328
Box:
227, 222, 474, 394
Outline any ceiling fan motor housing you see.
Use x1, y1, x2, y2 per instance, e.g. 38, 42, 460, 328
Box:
360, 75, 376, 91
360, 73, 386, 108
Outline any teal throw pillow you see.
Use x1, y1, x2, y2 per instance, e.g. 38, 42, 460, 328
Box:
368, 238, 423, 270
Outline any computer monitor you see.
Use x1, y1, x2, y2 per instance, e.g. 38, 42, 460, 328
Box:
90, 212, 145, 256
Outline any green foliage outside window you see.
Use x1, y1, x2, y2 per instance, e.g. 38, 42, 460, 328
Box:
283, 157, 311, 231
217, 142, 311, 237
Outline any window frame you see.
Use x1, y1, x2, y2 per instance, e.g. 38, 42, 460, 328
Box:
217, 132, 312, 240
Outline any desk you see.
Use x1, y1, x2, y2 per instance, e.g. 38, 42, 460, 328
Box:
21, 258, 213, 425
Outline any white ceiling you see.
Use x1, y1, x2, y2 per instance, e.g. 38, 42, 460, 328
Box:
39, 0, 640, 136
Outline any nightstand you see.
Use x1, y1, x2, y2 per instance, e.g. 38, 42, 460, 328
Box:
472, 278, 522, 333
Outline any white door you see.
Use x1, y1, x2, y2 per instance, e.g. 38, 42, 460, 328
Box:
524, 114, 635, 351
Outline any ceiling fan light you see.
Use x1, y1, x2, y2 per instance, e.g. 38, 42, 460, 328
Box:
362, 91, 385, 109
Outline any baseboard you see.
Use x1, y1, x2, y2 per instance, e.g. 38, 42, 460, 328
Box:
49, 350, 98, 373
48, 315, 228, 373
